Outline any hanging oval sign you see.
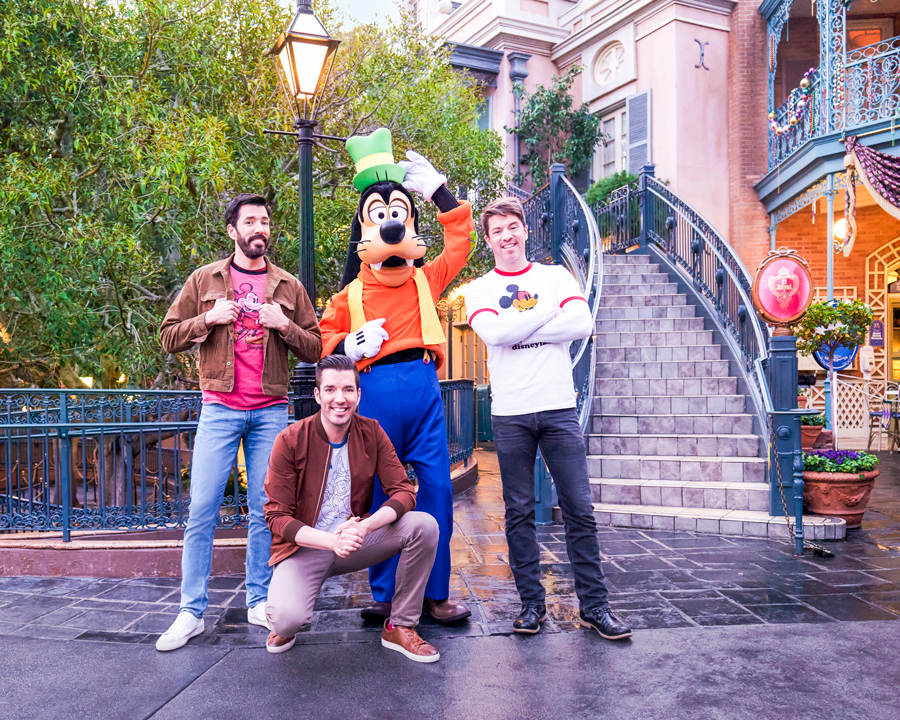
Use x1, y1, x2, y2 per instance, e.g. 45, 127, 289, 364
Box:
813, 343, 858, 371
751, 248, 814, 326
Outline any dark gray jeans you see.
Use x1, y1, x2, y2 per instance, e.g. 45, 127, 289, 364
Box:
492, 408, 609, 613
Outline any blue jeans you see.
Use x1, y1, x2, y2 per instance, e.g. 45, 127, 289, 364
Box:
180, 402, 288, 617
491, 408, 609, 613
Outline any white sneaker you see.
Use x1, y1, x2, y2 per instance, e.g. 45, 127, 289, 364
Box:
156, 611, 204, 652
247, 602, 271, 630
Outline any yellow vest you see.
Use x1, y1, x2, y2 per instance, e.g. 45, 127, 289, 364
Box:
347, 269, 445, 346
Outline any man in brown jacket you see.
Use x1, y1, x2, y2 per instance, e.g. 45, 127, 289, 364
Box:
264, 354, 441, 662
156, 194, 322, 652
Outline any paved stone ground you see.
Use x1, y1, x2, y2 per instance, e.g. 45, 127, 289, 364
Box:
2, 447, 900, 648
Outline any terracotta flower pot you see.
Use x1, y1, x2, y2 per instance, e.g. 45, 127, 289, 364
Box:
800, 425, 824, 449
802, 469, 879, 529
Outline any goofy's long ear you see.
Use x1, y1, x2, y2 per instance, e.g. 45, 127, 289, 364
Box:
338, 211, 363, 291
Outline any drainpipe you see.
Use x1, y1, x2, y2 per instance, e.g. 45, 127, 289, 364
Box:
768, 213, 777, 252
507, 52, 531, 181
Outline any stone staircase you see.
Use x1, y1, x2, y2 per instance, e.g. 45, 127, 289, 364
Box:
583, 252, 845, 540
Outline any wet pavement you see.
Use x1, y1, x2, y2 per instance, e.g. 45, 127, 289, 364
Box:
2, 446, 900, 647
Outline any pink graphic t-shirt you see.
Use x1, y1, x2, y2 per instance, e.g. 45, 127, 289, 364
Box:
202, 262, 289, 411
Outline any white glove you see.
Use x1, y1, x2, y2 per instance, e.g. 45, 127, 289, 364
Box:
344, 318, 389, 362
399, 150, 447, 201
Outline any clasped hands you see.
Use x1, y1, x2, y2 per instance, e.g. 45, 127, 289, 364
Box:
331, 516, 369, 558
205, 298, 290, 334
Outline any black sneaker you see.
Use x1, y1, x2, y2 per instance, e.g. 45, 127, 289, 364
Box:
513, 604, 547, 634
579, 608, 632, 640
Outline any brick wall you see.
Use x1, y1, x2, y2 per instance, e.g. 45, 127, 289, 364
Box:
776, 203, 900, 291
727, 1, 771, 274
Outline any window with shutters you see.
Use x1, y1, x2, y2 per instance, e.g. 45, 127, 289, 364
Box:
625, 90, 651, 175
593, 109, 628, 180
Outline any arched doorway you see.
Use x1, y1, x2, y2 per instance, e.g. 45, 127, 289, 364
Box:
866, 237, 900, 383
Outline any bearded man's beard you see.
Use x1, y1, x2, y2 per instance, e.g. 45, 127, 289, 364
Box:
236, 230, 269, 259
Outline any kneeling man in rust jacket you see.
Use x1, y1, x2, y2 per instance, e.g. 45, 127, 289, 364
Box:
263, 354, 440, 662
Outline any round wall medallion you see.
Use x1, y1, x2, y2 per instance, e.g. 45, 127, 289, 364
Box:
594, 43, 625, 87
751, 248, 814, 326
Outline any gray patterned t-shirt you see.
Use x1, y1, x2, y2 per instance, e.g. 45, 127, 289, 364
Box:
314, 437, 352, 533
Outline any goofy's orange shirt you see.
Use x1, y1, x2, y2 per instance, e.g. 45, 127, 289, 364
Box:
320, 201, 475, 371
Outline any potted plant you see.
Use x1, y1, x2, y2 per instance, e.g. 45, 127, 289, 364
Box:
795, 299, 874, 449
802, 449, 880, 528
800, 414, 826, 449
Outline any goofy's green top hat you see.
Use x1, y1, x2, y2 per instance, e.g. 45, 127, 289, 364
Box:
346, 127, 406, 192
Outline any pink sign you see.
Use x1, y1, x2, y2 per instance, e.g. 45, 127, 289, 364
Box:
752, 251, 813, 326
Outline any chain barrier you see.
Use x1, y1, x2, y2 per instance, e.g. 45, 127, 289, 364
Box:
770, 423, 834, 557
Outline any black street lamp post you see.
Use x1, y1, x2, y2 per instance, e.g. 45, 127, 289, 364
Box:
266, 0, 340, 421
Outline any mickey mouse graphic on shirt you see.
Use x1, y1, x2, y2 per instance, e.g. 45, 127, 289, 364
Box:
234, 283, 264, 346
498, 284, 539, 312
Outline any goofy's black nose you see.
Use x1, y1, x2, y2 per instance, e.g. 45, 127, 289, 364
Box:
380, 219, 406, 245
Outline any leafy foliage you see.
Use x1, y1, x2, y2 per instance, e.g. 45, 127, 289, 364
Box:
803, 450, 879, 474
509, 67, 604, 188
795, 299, 874, 369
800, 414, 827, 427
585, 171, 638, 206
0, 0, 503, 388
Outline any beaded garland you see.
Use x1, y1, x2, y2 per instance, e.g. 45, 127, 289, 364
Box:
769, 67, 816, 135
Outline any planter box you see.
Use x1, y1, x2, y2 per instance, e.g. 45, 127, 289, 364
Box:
801, 425, 823, 450
803, 469, 879, 529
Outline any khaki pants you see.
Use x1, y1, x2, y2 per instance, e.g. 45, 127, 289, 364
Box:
266, 511, 439, 637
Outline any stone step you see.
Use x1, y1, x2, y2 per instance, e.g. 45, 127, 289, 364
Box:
604, 253, 651, 265
604, 282, 680, 296
595, 305, 697, 320
588, 433, 760, 457
599, 294, 687, 308
595, 318, 706, 333
587, 454, 766, 482
595, 377, 738, 397
592, 412, 752, 435
589, 479, 770, 512
595, 360, 731, 379
596, 345, 721, 362
593, 395, 746, 416
604, 273, 670, 285
581, 504, 846, 540
595, 330, 715, 347
605, 263, 660, 276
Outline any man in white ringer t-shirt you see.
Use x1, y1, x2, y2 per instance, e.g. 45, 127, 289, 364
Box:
463, 196, 632, 641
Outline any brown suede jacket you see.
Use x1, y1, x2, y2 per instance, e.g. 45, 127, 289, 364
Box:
264, 412, 417, 566
160, 254, 321, 396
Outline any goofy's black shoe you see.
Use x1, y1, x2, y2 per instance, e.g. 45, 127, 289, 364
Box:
579, 607, 632, 640
513, 604, 547, 634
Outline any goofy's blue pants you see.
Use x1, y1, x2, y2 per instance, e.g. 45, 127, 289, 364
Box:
359, 357, 452, 603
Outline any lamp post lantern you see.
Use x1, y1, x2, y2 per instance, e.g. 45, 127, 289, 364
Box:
267, 0, 341, 420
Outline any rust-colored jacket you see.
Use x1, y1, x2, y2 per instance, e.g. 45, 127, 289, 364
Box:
160, 254, 322, 395
264, 412, 416, 566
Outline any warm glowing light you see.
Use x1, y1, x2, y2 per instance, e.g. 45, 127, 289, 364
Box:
79, 377, 94, 388
118, 374, 126, 383
0, 323, 10, 344
270, 6, 339, 100
833, 218, 847, 240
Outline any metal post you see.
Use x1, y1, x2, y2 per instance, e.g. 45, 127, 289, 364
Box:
447, 304, 454, 381
639, 163, 656, 247
826, 174, 835, 301
768, 333, 804, 554
290, 117, 319, 421
550, 163, 566, 263
58, 391, 70, 542
768, 214, 777, 252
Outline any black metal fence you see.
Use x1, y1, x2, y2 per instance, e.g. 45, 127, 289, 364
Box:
0, 381, 476, 540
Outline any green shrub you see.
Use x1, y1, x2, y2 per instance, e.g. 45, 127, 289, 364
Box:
803, 450, 879, 474
585, 171, 638, 206
801, 415, 826, 426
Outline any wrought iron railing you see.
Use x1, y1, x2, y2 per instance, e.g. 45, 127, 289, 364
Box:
643, 176, 773, 436
767, 28, 900, 168
0, 381, 476, 539
590, 181, 641, 254
523, 182, 552, 261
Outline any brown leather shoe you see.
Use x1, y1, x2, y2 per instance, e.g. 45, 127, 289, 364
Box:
360, 601, 392, 623
381, 621, 440, 663
423, 598, 471, 624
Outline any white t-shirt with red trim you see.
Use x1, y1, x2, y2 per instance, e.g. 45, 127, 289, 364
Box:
463, 262, 587, 416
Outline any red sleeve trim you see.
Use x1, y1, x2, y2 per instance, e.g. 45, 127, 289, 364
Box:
560, 296, 588, 307
467, 308, 498, 323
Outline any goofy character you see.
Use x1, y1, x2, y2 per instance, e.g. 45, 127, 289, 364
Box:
319, 128, 474, 624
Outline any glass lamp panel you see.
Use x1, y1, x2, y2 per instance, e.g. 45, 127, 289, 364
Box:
289, 11, 329, 39
289, 41, 328, 96
278, 45, 299, 97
